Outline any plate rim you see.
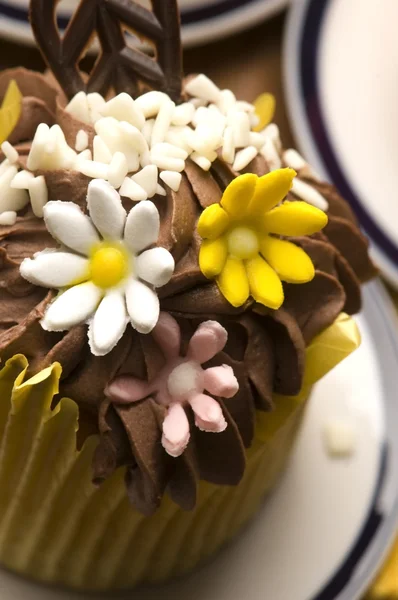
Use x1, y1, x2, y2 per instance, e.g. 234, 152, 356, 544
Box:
282, 0, 398, 288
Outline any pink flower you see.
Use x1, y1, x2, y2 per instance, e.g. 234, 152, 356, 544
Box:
106, 312, 239, 458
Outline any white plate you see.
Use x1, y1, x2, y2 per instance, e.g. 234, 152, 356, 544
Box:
1, 280, 397, 600
284, 0, 398, 288
0, 0, 288, 48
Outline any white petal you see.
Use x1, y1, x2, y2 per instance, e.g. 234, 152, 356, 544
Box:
86, 179, 126, 240
20, 250, 89, 288
88, 290, 128, 356
41, 281, 102, 332
44, 201, 100, 256
126, 278, 159, 334
136, 247, 175, 288
124, 200, 160, 254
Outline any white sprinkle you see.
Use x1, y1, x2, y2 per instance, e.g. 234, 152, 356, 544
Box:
1, 141, 19, 164
118, 121, 148, 155
78, 160, 109, 180
87, 93, 106, 123
283, 148, 307, 171
75, 129, 89, 152
0, 166, 29, 212
250, 113, 260, 128
217, 89, 236, 115
65, 91, 90, 124
75, 149, 92, 163
10, 170, 34, 189
151, 99, 175, 148
108, 152, 128, 189
159, 171, 182, 192
249, 131, 267, 149
263, 123, 282, 153
101, 93, 145, 130
189, 98, 207, 109
94, 117, 121, 153
119, 177, 147, 202
93, 135, 112, 164
27, 123, 49, 171
28, 175, 48, 218
292, 178, 329, 211
231, 111, 251, 148
185, 74, 221, 104
150, 152, 185, 172
140, 150, 151, 169
131, 165, 158, 198
172, 102, 195, 127
0, 159, 10, 175
0, 211, 17, 225
233, 146, 258, 172
135, 91, 170, 118
323, 419, 356, 458
235, 100, 255, 113
222, 126, 235, 164
151, 142, 188, 160
156, 184, 167, 196
189, 126, 222, 155
45, 125, 59, 154
141, 119, 155, 146
190, 152, 212, 171
165, 127, 191, 152
260, 137, 282, 171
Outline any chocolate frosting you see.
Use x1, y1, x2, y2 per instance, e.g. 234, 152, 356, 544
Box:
0, 70, 376, 514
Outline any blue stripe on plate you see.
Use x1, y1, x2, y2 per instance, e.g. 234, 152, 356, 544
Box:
299, 0, 398, 265
0, 0, 264, 28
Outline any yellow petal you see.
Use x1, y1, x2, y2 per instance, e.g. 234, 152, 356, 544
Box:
253, 93, 276, 132
262, 201, 328, 236
0, 80, 23, 145
216, 257, 249, 307
260, 236, 315, 283
248, 168, 296, 215
221, 173, 257, 218
199, 237, 228, 279
245, 255, 284, 309
197, 204, 230, 240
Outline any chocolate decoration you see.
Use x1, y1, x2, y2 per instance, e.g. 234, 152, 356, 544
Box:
29, 0, 182, 102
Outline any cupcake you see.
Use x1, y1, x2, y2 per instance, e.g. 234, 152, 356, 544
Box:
0, 0, 376, 591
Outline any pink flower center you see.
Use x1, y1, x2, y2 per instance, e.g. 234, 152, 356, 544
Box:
167, 360, 204, 401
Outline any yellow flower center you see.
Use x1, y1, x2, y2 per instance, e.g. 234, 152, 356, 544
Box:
89, 242, 130, 289
227, 226, 259, 260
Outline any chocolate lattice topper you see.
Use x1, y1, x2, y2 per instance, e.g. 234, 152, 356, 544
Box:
29, 0, 183, 102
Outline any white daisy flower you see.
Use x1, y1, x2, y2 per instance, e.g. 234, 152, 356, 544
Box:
20, 179, 175, 356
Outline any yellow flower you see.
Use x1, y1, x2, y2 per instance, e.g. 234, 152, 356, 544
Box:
0, 80, 22, 145
198, 168, 328, 309
253, 92, 275, 132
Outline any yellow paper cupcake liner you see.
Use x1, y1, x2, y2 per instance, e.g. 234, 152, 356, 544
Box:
0, 313, 360, 591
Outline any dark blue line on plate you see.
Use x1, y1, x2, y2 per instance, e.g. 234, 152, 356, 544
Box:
0, 0, 264, 28
312, 444, 388, 600
299, 0, 398, 265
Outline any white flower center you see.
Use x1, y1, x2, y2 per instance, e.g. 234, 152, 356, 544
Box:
167, 360, 203, 400
227, 226, 259, 260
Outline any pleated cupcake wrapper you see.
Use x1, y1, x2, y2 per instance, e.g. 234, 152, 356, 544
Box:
0, 313, 360, 591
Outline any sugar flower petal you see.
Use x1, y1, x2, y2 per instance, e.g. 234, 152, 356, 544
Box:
44, 201, 100, 256
197, 204, 230, 240
245, 254, 283, 309
189, 393, 227, 433
262, 201, 328, 236
216, 256, 250, 308
126, 278, 160, 334
162, 403, 190, 457
187, 320, 228, 364
20, 250, 89, 288
124, 200, 160, 254
136, 247, 175, 288
199, 237, 228, 279
106, 375, 152, 403
203, 365, 239, 398
220, 173, 257, 218
248, 168, 296, 215
87, 179, 127, 240
41, 281, 102, 332
260, 237, 315, 283
88, 289, 128, 356
151, 312, 181, 359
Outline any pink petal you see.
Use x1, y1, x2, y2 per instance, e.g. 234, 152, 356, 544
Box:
203, 365, 239, 399
151, 311, 181, 359
187, 321, 228, 364
162, 403, 190, 457
105, 375, 152, 404
189, 393, 227, 433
